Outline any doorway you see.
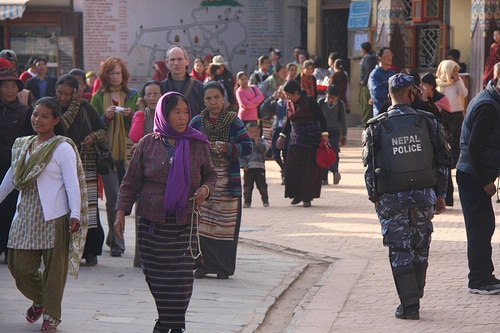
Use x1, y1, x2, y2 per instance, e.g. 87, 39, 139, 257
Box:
321, 8, 350, 73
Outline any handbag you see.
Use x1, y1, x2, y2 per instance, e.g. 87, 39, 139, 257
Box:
81, 108, 115, 175
316, 139, 337, 169
95, 142, 115, 175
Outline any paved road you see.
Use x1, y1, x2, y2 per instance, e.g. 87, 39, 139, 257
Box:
1, 127, 500, 332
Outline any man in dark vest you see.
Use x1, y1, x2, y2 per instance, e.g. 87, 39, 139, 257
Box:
26, 57, 57, 100
359, 42, 377, 125
160, 45, 204, 116
456, 77, 500, 295
362, 73, 451, 320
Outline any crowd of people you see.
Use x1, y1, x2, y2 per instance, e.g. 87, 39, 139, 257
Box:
1, 38, 500, 332
0, 45, 347, 332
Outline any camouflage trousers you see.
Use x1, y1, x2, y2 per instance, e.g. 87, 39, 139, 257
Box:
376, 205, 434, 268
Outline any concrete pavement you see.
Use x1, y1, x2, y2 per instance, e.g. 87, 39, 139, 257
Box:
1, 127, 500, 332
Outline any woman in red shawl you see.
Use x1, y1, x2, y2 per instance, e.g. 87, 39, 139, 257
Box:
152, 61, 168, 82
295, 59, 317, 99
190, 57, 207, 82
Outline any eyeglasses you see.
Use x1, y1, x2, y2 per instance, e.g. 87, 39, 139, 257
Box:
145, 93, 161, 98
109, 72, 122, 76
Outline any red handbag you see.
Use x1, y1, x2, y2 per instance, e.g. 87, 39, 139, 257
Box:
316, 139, 337, 168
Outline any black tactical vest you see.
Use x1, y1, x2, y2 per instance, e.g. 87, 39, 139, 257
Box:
374, 112, 436, 194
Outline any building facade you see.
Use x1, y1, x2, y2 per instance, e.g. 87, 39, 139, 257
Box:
0, 0, 496, 121
307, 0, 493, 123
0, 0, 307, 89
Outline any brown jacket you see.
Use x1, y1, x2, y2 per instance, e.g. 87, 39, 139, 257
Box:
115, 134, 217, 224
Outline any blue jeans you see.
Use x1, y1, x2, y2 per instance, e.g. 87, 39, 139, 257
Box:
457, 169, 495, 288
101, 161, 125, 252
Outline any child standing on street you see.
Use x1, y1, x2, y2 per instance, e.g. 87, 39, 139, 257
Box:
240, 121, 270, 208
319, 84, 347, 185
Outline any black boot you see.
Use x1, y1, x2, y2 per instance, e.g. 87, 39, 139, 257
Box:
414, 261, 428, 298
391, 265, 420, 320
153, 320, 171, 333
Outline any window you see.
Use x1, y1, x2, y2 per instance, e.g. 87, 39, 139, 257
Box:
402, 26, 416, 68
418, 25, 440, 68
400, 0, 446, 69
402, 0, 413, 21
412, 0, 442, 23
9, 26, 61, 77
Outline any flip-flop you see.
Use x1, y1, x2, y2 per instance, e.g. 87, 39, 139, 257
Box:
26, 304, 44, 323
41, 319, 57, 332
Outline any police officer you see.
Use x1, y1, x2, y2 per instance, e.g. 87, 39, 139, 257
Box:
362, 73, 451, 320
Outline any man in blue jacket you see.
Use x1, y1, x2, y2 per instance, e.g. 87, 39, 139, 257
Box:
368, 47, 395, 117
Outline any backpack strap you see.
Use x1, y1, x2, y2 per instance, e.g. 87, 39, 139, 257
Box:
380, 117, 392, 133
414, 114, 424, 127
251, 86, 257, 97
183, 79, 196, 99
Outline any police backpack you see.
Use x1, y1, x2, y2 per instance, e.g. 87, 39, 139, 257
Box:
374, 112, 436, 194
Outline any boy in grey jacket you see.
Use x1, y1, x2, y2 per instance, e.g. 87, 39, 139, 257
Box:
319, 84, 347, 185
240, 121, 270, 207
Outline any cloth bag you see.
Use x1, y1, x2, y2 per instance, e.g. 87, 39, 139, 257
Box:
95, 142, 114, 175
316, 139, 337, 168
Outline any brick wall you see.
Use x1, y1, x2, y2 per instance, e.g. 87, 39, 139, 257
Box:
82, 0, 129, 73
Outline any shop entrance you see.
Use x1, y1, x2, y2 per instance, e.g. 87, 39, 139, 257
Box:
321, 8, 350, 74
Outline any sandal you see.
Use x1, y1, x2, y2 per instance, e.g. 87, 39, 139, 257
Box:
41, 319, 57, 332
26, 304, 44, 323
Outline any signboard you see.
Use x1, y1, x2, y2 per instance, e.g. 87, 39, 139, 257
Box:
348, 1, 371, 29
348, 30, 370, 58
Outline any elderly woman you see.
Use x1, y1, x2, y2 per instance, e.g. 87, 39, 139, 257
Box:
114, 92, 216, 333
0, 97, 88, 332
56, 72, 107, 267
190, 82, 252, 279
91, 56, 138, 257
0, 67, 34, 264
129, 80, 162, 145
277, 79, 329, 207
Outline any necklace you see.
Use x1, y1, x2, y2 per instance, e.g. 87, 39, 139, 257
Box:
167, 138, 176, 147
161, 137, 176, 164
